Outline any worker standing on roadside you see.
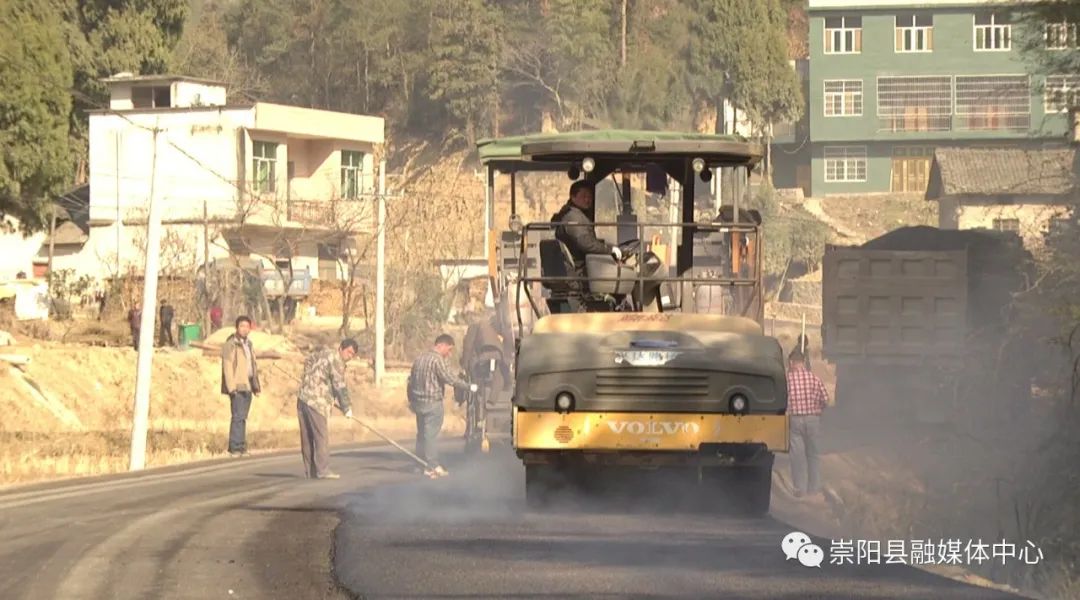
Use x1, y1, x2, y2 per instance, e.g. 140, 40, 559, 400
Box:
407, 334, 477, 478
159, 299, 175, 347
209, 303, 223, 332
460, 314, 511, 394
296, 339, 359, 480
221, 316, 261, 457
127, 301, 142, 350
786, 348, 829, 499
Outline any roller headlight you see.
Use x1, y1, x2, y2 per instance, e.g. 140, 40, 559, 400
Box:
555, 392, 574, 412
730, 394, 748, 413
692, 157, 706, 173
582, 157, 595, 173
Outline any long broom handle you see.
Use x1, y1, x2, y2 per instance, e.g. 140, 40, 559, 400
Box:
346, 415, 433, 469
270, 362, 434, 470
801, 313, 806, 353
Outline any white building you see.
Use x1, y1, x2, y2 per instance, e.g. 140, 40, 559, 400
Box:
0, 215, 45, 281
46, 74, 385, 289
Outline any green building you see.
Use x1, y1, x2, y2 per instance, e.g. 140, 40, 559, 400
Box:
805, 0, 1077, 197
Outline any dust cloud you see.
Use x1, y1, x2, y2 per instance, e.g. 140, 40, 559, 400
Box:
768, 228, 1074, 595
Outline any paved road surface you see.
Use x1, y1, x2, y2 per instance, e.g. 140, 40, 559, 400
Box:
0, 441, 1031, 600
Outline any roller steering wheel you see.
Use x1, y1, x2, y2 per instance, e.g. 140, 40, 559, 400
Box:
617, 239, 641, 263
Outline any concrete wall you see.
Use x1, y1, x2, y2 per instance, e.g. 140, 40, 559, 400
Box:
954, 202, 1072, 248
287, 139, 340, 200
253, 103, 385, 145
88, 108, 254, 224
109, 84, 134, 111
107, 81, 227, 110
0, 216, 45, 280
173, 81, 227, 107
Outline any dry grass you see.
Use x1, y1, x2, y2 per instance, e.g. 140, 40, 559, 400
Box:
0, 422, 434, 484
0, 334, 467, 486
819, 194, 939, 242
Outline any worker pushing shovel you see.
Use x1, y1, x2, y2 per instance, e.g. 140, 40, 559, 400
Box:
274, 341, 443, 480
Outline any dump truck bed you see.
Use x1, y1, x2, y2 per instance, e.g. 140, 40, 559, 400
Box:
821, 226, 1033, 366
821, 245, 969, 365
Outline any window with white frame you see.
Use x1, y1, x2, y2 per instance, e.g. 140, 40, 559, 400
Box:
992, 218, 1020, 233
824, 146, 867, 182
1046, 20, 1079, 49
896, 13, 933, 52
825, 16, 862, 54
974, 12, 1011, 51
252, 141, 277, 194
877, 76, 952, 132
340, 150, 365, 199
955, 75, 1030, 131
1044, 75, 1080, 112
824, 79, 863, 116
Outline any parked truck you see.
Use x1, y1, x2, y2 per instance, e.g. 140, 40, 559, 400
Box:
821, 226, 1034, 426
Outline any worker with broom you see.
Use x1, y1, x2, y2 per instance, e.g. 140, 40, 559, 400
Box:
407, 334, 477, 478
296, 338, 359, 480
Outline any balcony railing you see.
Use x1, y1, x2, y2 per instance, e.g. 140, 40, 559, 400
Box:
954, 113, 1030, 132
286, 198, 375, 229
874, 113, 1033, 134
877, 115, 952, 133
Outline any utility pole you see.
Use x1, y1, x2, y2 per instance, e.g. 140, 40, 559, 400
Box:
47, 204, 57, 292
130, 128, 163, 471
620, 0, 627, 68
482, 170, 491, 262
115, 132, 121, 278
202, 199, 210, 336
374, 160, 386, 388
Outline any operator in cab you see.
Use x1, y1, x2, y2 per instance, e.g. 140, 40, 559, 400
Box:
552, 180, 622, 287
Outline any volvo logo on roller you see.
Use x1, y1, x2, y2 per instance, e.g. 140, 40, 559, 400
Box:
606, 420, 701, 435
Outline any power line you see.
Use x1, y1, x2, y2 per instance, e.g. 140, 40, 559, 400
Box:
0, 58, 270, 200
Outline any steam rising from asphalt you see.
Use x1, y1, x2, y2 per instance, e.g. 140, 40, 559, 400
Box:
344, 442, 770, 527
344, 448, 523, 524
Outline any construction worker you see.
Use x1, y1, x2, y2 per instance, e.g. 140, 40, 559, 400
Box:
296, 338, 358, 479
220, 316, 261, 457
407, 333, 477, 478
159, 299, 175, 347
459, 314, 512, 451
786, 348, 829, 499
552, 180, 623, 299
209, 303, 223, 332
127, 301, 142, 350
460, 314, 511, 393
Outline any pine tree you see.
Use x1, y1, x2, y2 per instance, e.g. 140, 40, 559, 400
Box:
684, 0, 802, 137
600, 0, 693, 129
502, 0, 614, 131
427, 0, 503, 147
0, 0, 74, 231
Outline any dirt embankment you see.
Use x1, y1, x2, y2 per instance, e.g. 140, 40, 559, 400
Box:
0, 334, 466, 486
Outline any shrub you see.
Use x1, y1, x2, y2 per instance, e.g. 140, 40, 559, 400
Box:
748, 183, 829, 289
